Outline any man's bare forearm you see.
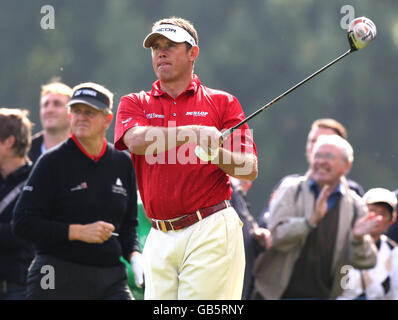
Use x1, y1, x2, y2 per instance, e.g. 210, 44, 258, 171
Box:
215, 149, 258, 181
123, 125, 258, 180
123, 125, 201, 155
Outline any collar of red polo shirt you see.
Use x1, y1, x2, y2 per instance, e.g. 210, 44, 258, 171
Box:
151, 74, 200, 97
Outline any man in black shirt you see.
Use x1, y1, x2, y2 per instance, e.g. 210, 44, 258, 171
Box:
229, 178, 270, 300
0, 108, 33, 300
13, 82, 141, 300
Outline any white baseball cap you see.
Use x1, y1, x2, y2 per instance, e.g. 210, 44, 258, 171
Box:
143, 24, 197, 48
363, 188, 397, 212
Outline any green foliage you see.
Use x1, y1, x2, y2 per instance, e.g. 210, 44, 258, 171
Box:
1, 0, 398, 217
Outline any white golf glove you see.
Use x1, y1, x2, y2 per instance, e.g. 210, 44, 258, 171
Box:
130, 253, 145, 288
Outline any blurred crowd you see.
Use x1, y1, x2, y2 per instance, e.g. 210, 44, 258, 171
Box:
238, 119, 398, 300
1, 79, 397, 300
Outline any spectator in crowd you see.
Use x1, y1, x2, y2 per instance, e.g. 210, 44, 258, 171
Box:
305, 119, 363, 196
114, 16, 258, 299
28, 81, 72, 163
252, 134, 378, 299
259, 118, 364, 229
0, 108, 33, 300
386, 189, 398, 243
338, 188, 398, 300
229, 177, 271, 300
13, 82, 141, 299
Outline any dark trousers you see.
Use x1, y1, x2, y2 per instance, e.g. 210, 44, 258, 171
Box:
0, 281, 26, 300
27, 254, 133, 300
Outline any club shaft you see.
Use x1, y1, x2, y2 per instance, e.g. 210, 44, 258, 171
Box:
222, 49, 353, 140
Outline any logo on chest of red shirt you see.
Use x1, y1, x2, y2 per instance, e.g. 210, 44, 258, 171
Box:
145, 113, 165, 119
185, 111, 209, 117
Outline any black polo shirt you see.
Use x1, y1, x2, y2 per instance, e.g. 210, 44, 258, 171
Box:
28, 131, 44, 164
0, 163, 33, 284
13, 138, 139, 267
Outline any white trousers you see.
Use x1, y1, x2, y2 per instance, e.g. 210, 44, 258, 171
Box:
143, 207, 245, 300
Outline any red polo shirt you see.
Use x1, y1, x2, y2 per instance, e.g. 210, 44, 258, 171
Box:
114, 75, 257, 220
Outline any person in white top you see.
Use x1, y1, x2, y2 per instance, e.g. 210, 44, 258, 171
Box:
338, 187, 398, 300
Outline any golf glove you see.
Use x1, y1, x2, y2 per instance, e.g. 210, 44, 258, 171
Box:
130, 253, 145, 288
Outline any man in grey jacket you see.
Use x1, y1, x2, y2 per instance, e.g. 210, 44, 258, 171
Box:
253, 135, 379, 299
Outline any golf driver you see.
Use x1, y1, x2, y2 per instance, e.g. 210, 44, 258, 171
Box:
195, 16, 377, 161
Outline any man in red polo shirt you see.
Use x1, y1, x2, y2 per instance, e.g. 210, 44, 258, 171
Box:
114, 17, 258, 300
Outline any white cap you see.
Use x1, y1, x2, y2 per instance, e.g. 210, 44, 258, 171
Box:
363, 188, 397, 211
143, 24, 197, 48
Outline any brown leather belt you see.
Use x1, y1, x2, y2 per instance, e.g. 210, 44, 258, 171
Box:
151, 200, 230, 232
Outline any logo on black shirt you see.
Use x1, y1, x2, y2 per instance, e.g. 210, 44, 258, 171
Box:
112, 178, 127, 197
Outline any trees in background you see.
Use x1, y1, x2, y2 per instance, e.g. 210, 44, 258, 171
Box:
1, 0, 397, 216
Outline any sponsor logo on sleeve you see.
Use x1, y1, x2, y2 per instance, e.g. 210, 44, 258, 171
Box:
121, 117, 133, 127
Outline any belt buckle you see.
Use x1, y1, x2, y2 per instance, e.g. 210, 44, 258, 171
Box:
159, 220, 168, 233
196, 210, 203, 221
154, 219, 176, 232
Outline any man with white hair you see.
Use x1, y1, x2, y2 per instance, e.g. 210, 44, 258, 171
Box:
13, 82, 140, 299
252, 134, 379, 299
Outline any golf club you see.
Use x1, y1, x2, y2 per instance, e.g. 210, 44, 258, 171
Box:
195, 16, 377, 161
